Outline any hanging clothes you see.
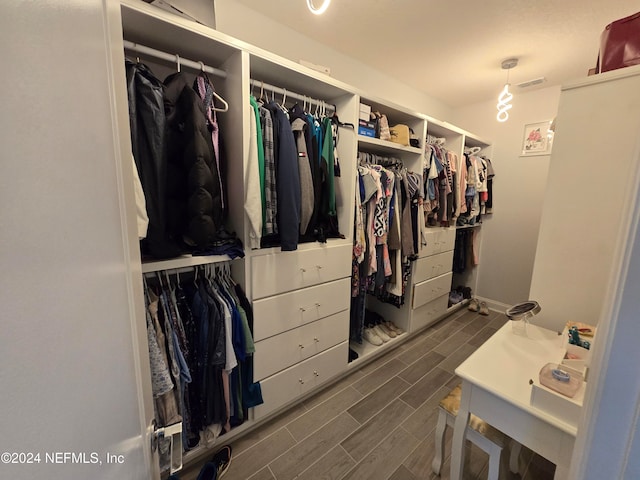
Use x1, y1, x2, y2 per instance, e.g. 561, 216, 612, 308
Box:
142, 266, 262, 452
163, 71, 223, 248
126, 60, 183, 259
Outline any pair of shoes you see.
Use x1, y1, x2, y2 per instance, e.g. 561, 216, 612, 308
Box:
478, 302, 490, 316
468, 298, 480, 312
386, 321, 404, 334
363, 327, 383, 346
372, 325, 391, 342
449, 291, 463, 306
377, 322, 396, 338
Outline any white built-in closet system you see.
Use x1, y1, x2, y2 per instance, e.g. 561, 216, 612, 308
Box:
2, 1, 494, 477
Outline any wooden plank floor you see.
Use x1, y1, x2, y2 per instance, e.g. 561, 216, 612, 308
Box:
179, 309, 556, 480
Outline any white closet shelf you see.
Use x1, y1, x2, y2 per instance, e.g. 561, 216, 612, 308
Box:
348, 331, 408, 366
357, 135, 422, 155
141, 254, 232, 273
455, 224, 482, 230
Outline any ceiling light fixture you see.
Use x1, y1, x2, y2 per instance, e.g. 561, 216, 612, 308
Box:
307, 0, 331, 15
496, 58, 518, 123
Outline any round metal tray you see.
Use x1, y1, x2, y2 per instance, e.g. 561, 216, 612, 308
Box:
505, 300, 541, 321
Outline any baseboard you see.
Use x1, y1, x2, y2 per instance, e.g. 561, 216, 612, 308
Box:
474, 296, 511, 314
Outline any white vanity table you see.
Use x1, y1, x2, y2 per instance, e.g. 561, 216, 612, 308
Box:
451, 322, 584, 480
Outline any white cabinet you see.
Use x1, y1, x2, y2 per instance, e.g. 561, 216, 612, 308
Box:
252, 342, 349, 419
253, 310, 350, 380
253, 278, 351, 341
251, 245, 353, 300
529, 66, 640, 331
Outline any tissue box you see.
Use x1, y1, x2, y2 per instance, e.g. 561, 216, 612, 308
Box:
359, 103, 371, 121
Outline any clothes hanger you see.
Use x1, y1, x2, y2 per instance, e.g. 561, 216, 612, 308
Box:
278, 88, 289, 114
198, 61, 229, 113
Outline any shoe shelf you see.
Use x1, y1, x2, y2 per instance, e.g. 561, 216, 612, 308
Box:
348, 331, 408, 366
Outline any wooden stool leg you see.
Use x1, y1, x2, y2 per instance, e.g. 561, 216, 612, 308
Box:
432, 408, 448, 475
509, 439, 522, 474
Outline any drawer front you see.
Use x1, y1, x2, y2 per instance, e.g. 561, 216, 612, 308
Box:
252, 342, 348, 419
412, 272, 452, 309
253, 310, 349, 381
410, 294, 449, 332
251, 244, 352, 299
253, 278, 351, 341
420, 228, 456, 257
413, 250, 454, 284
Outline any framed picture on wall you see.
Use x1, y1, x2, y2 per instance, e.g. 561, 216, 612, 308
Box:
521, 120, 554, 156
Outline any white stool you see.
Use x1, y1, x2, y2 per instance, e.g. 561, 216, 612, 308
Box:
431, 384, 521, 480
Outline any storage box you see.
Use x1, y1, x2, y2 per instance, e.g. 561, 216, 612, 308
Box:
530, 363, 585, 427
358, 126, 375, 137
359, 103, 371, 121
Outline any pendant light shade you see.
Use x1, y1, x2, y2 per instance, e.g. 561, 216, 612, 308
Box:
496, 58, 518, 122
307, 0, 331, 15
496, 84, 513, 123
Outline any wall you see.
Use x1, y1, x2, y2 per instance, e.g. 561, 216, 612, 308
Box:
214, 0, 452, 120
451, 85, 561, 307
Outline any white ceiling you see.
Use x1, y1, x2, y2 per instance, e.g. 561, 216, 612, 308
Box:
233, 0, 639, 108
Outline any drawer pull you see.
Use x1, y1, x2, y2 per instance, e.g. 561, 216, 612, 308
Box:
300, 268, 306, 273
313, 370, 319, 377
300, 307, 306, 313
314, 337, 319, 343
299, 344, 304, 349
315, 265, 323, 270
315, 302, 321, 308
299, 378, 305, 384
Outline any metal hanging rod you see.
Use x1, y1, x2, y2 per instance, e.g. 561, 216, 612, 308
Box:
249, 79, 335, 114
123, 40, 227, 79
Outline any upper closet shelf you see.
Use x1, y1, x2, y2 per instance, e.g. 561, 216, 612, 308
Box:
141, 254, 232, 273
358, 135, 422, 155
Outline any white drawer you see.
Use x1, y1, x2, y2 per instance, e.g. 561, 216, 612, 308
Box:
420, 228, 456, 257
251, 244, 352, 299
412, 272, 452, 309
253, 278, 350, 341
413, 250, 454, 284
252, 341, 348, 419
410, 294, 449, 332
253, 310, 349, 381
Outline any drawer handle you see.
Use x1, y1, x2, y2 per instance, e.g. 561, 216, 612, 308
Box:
314, 337, 319, 343
300, 307, 306, 313
299, 344, 304, 349
300, 268, 306, 273
313, 370, 319, 377
299, 378, 305, 384
315, 302, 321, 308
315, 265, 323, 270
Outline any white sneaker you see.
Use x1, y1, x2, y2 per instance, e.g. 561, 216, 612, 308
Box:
363, 327, 383, 346
378, 322, 397, 338
386, 321, 404, 334
372, 325, 391, 343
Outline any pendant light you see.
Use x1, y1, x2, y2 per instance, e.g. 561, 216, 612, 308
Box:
307, 0, 331, 15
496, 58, 518, 123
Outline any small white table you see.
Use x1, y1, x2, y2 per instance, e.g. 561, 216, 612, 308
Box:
451, 322, 581, 480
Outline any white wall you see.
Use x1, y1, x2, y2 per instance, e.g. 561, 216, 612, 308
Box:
214, 0, 452, 120
451, 85, 561, 307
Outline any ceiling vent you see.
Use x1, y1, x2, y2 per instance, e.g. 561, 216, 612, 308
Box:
517, 77, 546, 88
